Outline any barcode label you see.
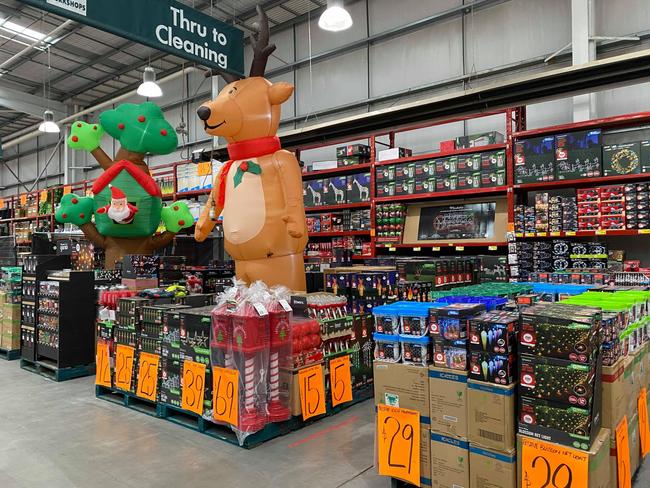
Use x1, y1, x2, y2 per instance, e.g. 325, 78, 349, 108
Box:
479, 429, 503, 442
443, 415, 458, 422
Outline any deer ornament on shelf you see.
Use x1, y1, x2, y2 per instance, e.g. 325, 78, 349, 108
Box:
195, 5, 308, 291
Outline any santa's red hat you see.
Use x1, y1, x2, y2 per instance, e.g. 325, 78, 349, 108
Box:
109, 185, 126, 200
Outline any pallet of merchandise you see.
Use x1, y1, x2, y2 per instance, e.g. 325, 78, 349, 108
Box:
20, 358, 95, 382
95, 385, 159, 418
0, 346, 20, 360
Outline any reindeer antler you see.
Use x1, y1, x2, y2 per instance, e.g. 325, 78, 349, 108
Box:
249, 5, 276, 77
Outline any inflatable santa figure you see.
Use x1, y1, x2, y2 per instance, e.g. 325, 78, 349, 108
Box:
97, 185, 138, 224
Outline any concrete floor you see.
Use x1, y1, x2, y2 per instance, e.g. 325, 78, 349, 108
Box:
0, 360, 648, 488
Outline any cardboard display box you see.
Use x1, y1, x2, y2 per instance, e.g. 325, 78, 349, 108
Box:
429, 366, 468, 439
555, 129, 602, 180
514, 136, 555, 184
374, 362, 430, 417
347, 173, 371, 203
469, 444, 516, 488
516, 427, 611, 488
468, 380, 516, 452
602, 142, 641, 177
455, 131, 504, 149
303, 179, 324, 207
377, 147, 412, 161
431, 432, 470, 488
601, 356, 632, 434
322, 176, 348, 205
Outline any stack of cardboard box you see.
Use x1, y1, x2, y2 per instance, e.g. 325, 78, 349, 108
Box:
0, 266, 22, 351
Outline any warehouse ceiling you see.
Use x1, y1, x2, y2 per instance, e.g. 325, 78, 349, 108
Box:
0, 0, 325, 138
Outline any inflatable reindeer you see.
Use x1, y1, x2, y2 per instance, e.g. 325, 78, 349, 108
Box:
195, 6, 308, 292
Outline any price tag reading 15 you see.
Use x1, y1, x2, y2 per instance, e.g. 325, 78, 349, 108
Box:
298, 364, 326, 421
376, 404, 420, 486
329, 355, 353, 407
520, 436, 589, 488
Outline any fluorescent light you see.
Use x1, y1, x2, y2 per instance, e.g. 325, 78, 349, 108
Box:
319, 0, 353, 32
38, 110, 60, 133
0, 19, 46, 41
137, 67, 163, 98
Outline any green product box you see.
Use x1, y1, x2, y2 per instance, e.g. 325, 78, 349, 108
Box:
375, 165, 395, 183
435, 174, 457, 192
639, 140, 650, 173
457, 172, 481, 190
395, 162, 416, 181
456, 154, 481, 173
480, 169, 506, 187
395, 179, 416, 196
376, 181, 395, 198
481, 150, 506, 170
415, 178, 436, 194
435, 157, 457, 176
602, 142, 641, 177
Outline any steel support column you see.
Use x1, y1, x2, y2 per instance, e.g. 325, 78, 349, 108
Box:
572, 0, 597, 121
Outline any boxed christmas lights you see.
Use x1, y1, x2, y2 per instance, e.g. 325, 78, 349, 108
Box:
602, 142, 641, 176
375, 165, 395, 183
455, 131, 504, 149
514, 136, 555, 184
322, 176, 347, 205
481, 150, 506, 171
377, 147, 412, 161
555, 130, 602, 180
469, 311, 518, 354
336, 143, 370, 159
346, 173, 371, 203
468, 351, 515, 385
395, 162, 416, 180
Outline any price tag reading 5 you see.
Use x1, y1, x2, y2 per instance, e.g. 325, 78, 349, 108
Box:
298, 364, 326, 420
520, 436, 589, 488
377, 404, 420, 486
330, 355, 353, 407
136, 352, 160, 402
95, 342, 111, 388
181, 360, 206, 415
213, 366, 239, 427
114, 344, 135, 392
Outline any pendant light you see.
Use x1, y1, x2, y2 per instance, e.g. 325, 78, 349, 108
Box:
137, 66, 163, 98
319, 0, 353, 32
38, 109, 59, 133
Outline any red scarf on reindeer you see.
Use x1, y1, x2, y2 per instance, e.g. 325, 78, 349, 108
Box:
217, 136, 282, 207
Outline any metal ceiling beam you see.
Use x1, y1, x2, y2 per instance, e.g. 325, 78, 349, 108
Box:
0, 84, 66, 118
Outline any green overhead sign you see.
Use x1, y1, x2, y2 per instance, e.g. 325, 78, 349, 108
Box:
22, 0, 244, 76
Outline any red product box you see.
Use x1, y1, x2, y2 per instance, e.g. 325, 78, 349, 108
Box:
599, 202, 624, 215
624, 260, 641, 271
600, 216, 625, 230
599, 185, 625, 201
577, 188, 599, 202
577, 203, 600, 216
440, 140, 456, 151
578, 218, 600, 230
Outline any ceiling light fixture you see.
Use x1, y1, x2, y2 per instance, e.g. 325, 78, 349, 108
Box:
137, 66, 163, 98
38, 109, 59, 133
318, 0, 353, 32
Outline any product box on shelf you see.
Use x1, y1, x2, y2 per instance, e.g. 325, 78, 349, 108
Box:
377, 147, 412, 161
434, 157, 457, 176
514, 136, 555, 184
415, 160, 434, 179
430, 433, 470, 488
373, 361, 430, 416
336, 144, 370, 159
159, 358, 181, 407
469, 311, 518, 354
603, 142, 641, 176
338, 156, 367, 166
414, 178, 436, 195
457, 172, 482, 190
457, 154, 482, 173
375, 181, 395, 198
322, 176, 348, 205
395, 162, 416, 181
469, 351, 515, 385
516, 428, 611, 488
303, 180, 324, 207
346, 173, 371, 203
428, 366, 468, 439
375, 165, 395, 183
641, 140, 650, 172
481, 150, 506, 170
469, 445, 516, 488
455, 131, 504, 149
436, 175, 458, 192
395, 179, 416, 196
555, 129, 602, 180
468, 380, 516, 452
179, 307, 212, 365
480, 169, 506, 188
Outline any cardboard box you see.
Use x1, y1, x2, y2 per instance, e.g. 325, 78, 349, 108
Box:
517, 427, 611, 488
469, 351, 516, 385
376, 181, 396, 198
602, 142, 641, 177
415, 178, 436, 195
303, 179, 323, 207
481, 150, 506, 171
514, 136, 555, 184
347, 173, 371, 203
395, 179, 416, 196
469, 444, 516, 488
457, 154, 482, 173
374, 362, 430, 417
435, 157, 457, 176
480, 169, 506, 188
429, 366, 468, 439
457, 172, 481, 190
641, 140, 650, 173
555, 130, 602, 180
395, 163, 416, 181
468, 380, 516, 451
336, 143, 370, 159
322, 176, 347, 205
375, 165, 395, 183
377, 147, 412, 161
422, 426, 433, 487
431, 432, 470, 488
601, 357, 629, 434
455, 131, 504, 149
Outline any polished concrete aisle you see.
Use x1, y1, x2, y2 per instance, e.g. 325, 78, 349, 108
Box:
1, 359, 649, 488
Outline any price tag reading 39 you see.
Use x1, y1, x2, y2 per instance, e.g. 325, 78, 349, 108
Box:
376, 404, 420, 486
181, 360, 206, 415
520, 436, 588, 488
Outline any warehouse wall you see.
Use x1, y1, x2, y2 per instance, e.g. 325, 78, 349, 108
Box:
2, 0, 650, 194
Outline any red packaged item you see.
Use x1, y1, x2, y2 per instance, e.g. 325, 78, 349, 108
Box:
599, 185, 625, 201
577, 188, 599, 202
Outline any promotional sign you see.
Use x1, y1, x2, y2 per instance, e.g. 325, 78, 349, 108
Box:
114, 344, 135, 391
95, 343, 111, 388
136, 352, 160, 402
376, 404, 421, 486
298, 364, 326, 421
181, 360, 206, 415
329, 355, 353, 407
418, 202, 496, 240
212, 366, 239, 426
638, 388, 650, 457
520, 436, 589, 488
22, 0, 244, 75
616, 416, 632, 488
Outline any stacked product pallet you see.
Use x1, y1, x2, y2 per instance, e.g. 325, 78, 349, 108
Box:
0, 266, 22, 357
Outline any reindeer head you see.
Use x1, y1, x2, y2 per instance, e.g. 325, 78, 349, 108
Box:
198, 6, 291, 143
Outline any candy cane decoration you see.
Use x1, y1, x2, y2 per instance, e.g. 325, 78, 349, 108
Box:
269, 351, 279, 401
225, 352, 234, 369
244, 356, 256, 412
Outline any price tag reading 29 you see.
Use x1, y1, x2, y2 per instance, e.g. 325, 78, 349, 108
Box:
136, 352, 160, 402
376, 404, 420, 486
181, 360, 206, 415
330, 355, 353, 407
520, 436, 589, 488
298, 364, 326, 420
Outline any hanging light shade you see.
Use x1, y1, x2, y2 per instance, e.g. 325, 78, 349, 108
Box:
319, 0, 353, 32
38, 109, 60, 133
137, 67, 162, 98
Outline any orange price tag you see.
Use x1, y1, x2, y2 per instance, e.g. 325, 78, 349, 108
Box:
114, 344, 135, 392
0, 198, 5, 209
639, 388, 650, 458
639, 229, 650, 235
197, 162, 212, 176
182, 360, 206, 415
370, 228, 376, 237
63, 185, 72, 195
298, 364, 326, 420
19, 194, 27, 206
616, 416, 632, 488
136, 352, 160, 402
95, 343, 112, 388
39, 190, 48, 203
330, 355, 353, 407
507, 222, 515, 232
377, 404, 421, 486
596, 229, 607, 235
520, 436, 589, 488
212, 366, 239, 427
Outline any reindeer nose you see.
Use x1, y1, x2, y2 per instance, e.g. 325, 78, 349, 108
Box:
197, 106, 211, 121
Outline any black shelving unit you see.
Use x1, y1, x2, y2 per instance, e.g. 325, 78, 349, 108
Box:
20, 254, 71, 361
35, 270, 95, 369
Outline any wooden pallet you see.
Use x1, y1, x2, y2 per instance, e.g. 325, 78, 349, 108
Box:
20, 358, 95, 382
95, 385, 158, 417
0, 347, 20, 361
